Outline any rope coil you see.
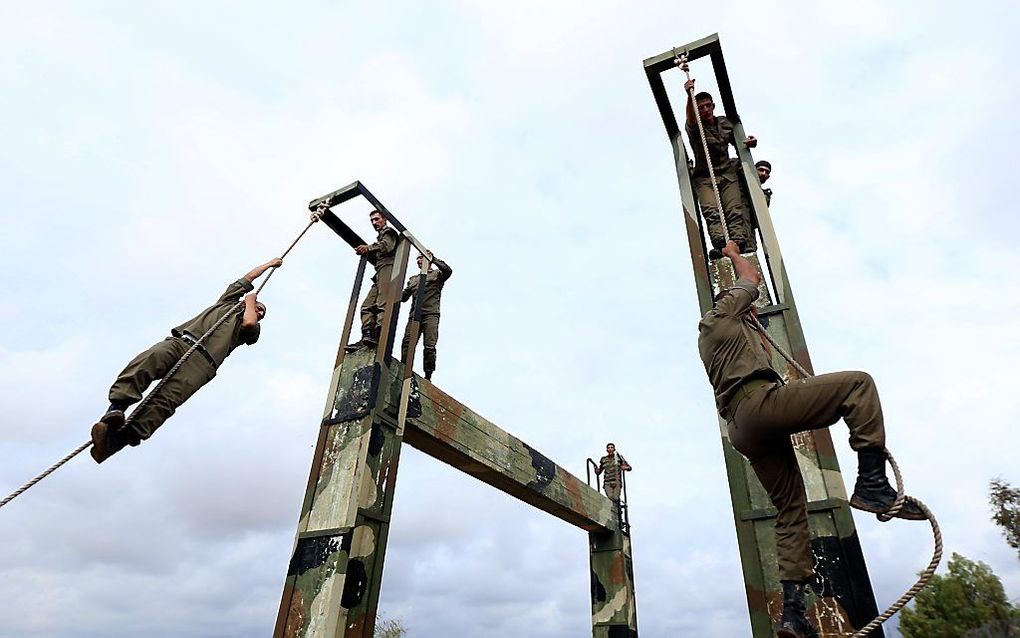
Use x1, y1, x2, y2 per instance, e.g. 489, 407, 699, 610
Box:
0, 212, 323, 511
746, 314, 942, 636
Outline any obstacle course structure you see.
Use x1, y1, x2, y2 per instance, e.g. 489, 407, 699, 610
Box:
273, 182, 639, 638
644, 34, 886, 636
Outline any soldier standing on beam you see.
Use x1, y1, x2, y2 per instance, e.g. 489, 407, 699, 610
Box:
400, 251, 452, 381
683, 67, 758, 257
594, 443, 631, 502
755, 159, 773, 207
91, 257, 282, 463
347, 210, 399, 352
697, 241, 925, 638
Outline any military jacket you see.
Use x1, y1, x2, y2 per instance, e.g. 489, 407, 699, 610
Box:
366, 226, 399, 271
401, 258, 452, 316
686, 115, 739, 178
697, 278, 781, 418
172, 279, 260, 367
598, 453, 629, 485
763, 187, 773, 206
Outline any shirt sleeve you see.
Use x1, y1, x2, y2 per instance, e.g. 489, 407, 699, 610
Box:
433, 257, 453, 282
714, 278, 759, 317
217, 278, 255, 304
240, 323, 261, 346
366, 228, 398, 255
401, 276, 417, 302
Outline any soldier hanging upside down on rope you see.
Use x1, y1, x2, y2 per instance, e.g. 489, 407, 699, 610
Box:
698, 241, 926, 638
90, 257, 282, 463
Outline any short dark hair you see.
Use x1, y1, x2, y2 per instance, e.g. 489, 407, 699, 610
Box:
695, 91, 714, 103
755, 160, 772, 171
369, 209, 383, 218
607, 442, 615, 447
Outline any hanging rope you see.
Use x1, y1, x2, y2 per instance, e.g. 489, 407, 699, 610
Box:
0, 209, 325, 511
747, 313, 943, 636
674, 51, 731, 246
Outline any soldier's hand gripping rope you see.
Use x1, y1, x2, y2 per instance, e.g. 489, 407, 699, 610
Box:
0, 211, 324, 511
746, 305, 942, 638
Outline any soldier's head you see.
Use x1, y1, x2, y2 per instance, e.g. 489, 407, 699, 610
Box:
606, 443, 616, 454
756, 160, 771, 184
695, 91, 715, 120
255, 301, 267, 320
369, 210, 387, 232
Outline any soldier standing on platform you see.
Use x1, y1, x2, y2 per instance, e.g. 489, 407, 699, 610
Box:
756, 159, 773, 206
595, 443, 632, 502
697, 240, 925, 638
347, 210, 399, 352
90, 257, 282, 463
400, 251, 452, 381
682, 62, 758, 257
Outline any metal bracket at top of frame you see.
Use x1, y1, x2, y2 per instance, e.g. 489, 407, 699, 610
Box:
308, 181, 430, 256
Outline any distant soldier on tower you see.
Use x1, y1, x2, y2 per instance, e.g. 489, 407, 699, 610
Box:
594, 443, 632, 502
698, 240, 926, 638
400, 251, 452, 381
755, 159, 773, 207
682, 61, 758, 257
347, 210, 400, 352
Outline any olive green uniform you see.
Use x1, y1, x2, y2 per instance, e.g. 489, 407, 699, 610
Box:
598, 452, 629, 501
686, 116, 755, 252
698, 279, 885, 583
108, 278, 261, 440
400, 257, 452, 375
359, 226, 400, 340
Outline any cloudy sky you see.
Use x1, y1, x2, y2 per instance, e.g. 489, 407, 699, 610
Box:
2, 2, 1019, 637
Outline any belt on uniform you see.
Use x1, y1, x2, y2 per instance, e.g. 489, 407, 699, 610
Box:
178, 331, 217, 368
722, 378, 777, 421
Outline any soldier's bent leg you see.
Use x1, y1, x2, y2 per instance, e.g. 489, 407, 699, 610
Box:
719, 177, 752, 251
128, 355, 217, 440
694, 177, 726, 249
743, 439, 814, 583
736, 371, 886, 452
400, 319, 419, 361
360, 282, 380, 338
421, 315, 440, 375
109, 338, 189, 406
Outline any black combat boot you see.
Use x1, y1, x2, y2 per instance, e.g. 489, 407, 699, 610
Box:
850, 449, 926, 520
776, 581, 818, 638
99, 404, 126, 430
424, 370, 433, 381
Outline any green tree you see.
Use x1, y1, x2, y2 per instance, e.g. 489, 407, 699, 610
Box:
899, 553, 1017, 638
990, 478, 1020, 559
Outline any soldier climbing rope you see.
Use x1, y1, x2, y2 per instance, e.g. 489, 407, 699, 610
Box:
675, 50, 942, 638
0, 208, 326, 511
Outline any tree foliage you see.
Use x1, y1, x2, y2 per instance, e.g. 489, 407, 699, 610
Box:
990, 478, 1020, 559
899, 553, 1018, 638
374, 614, 407, 638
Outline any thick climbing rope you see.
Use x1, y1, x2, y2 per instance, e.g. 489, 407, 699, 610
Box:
748, 314, 943, 636
0, 209, 324, 511
675, 52, 731, 246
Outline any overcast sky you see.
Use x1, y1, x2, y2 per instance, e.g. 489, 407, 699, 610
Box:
2, 2, 1019, 637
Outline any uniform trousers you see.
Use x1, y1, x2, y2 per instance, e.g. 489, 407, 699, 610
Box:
360, 264, 393, 338
401, 313, 440, 373
108, 337, 217, 439
727, 371, 885, 582
694, 171, 753, 251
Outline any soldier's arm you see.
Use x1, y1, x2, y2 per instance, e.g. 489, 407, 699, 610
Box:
243, 258, 284, 284
619, 455, 632, 471
723, 241, 759, 285
433, 257, 452, 282
365, 228, 398, 255
714, 242, 760, 317
401, 277, 417, 302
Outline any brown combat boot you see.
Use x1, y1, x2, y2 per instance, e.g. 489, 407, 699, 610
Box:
90, 421, 141, 464
776, 581, 818, 638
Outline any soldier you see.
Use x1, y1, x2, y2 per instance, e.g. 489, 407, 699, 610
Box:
400, 251, 452, 381
697, 241, 925, 638
682, 64, 757, 258
756, 159, 773, 206
594, 443, 631, 501
347, 210, 400, 352
90, 257, 283, 463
